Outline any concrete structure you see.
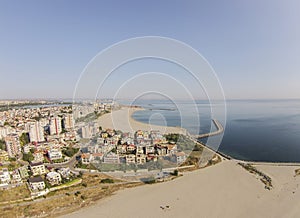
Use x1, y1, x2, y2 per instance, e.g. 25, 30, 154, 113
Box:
126, 154, 136, 164
81, 153, 92, 164
5, 133, 21, 158
136, 154, 147, 164
103, 152, 120, 164
28, 121, 45, 143
57, 167, 71, 179
30, 162, 46, 176
33, 151, 44, 163
46, 171, 62, 185
175, 152, 187, 164
81, 126, 92, 139
18, 166, 29, 179
48, 149, 63, 160
11, 170, 22, 184
49, 117, 62, 135
63, 114, 74, 129
0, 149, 9, 162
0, 168, 10, 186
28, 176, 45, 191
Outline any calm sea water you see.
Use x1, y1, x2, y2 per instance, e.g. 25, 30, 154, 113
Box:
126, 99, 300, 162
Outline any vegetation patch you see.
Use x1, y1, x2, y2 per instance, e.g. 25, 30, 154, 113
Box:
100, 178, 114, 184
238, 163, 273, 190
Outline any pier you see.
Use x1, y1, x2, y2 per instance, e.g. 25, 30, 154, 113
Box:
196, 119, 224, 139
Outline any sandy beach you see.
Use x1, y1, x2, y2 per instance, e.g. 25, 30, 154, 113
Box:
62, 107, 300, 218
63, 160, 300, 218
97, 107, 186, 135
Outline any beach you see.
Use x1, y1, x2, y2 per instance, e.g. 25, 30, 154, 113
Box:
97, 107, 186, 135
60, 107, 300, 218
63, 160, 300, 218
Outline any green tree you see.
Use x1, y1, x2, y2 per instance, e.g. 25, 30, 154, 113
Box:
23, 153, 34, 162
20, 133, 30, 146
0, 140, 6, 150
63, 147, 79, 157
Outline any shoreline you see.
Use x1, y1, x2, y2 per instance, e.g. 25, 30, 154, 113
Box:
100, 106, 300, 166
59, 107, 300, 218
97, 106, 187, 135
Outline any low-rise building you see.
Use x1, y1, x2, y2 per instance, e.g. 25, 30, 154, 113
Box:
92, 153, 103, 162
0, 149, 9, 162
103, 152, 119, 164
30, 162, 46, 176
46, 171, 62, 185
136, 154, 147, 164
48, 149, 63, 160
145, 145, 155, 154
125, 154, 136, 164
167, 144, 177, 156
81, 153, 92, 164
11, 170, 22, 184
33, 151, 44, 163
28, 176, 45, 191
136, 146, 144, 154
18, 166, 29, 179
0, 168, 10, 186
57, 167, 71, 179
174, 152, 186, 164
23, 144, 31, 154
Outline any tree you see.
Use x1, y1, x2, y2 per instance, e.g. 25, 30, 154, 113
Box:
20, 133, 30, 146
63, 147, 79, 157
0, 140, 6, 150
23, 152, 34, 162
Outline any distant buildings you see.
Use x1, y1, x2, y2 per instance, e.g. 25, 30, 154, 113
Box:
81, 123, 98, 139
63, 114, 74, 129
81, 126, 91, 139
5, 133, 21, 158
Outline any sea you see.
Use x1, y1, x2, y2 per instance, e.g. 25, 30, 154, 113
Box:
121, 99, 300, 163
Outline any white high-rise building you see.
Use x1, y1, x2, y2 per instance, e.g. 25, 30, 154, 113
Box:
63, 114, 74, 129
81, 126, 91, 139
49, 117, 62, 135
28, 121, 45, 143
5, 134, 21, 158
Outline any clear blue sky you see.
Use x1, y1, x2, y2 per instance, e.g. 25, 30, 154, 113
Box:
0, 0, 299, 99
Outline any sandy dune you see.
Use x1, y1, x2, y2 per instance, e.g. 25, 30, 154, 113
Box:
63, 160, 300, 218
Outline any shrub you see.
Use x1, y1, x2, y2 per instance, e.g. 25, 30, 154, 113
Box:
100, 178, 114, 184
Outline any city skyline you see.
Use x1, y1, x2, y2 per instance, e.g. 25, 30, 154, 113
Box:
0, 0, 299, 100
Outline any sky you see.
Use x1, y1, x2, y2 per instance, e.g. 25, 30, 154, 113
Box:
0, 0, 299, 100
